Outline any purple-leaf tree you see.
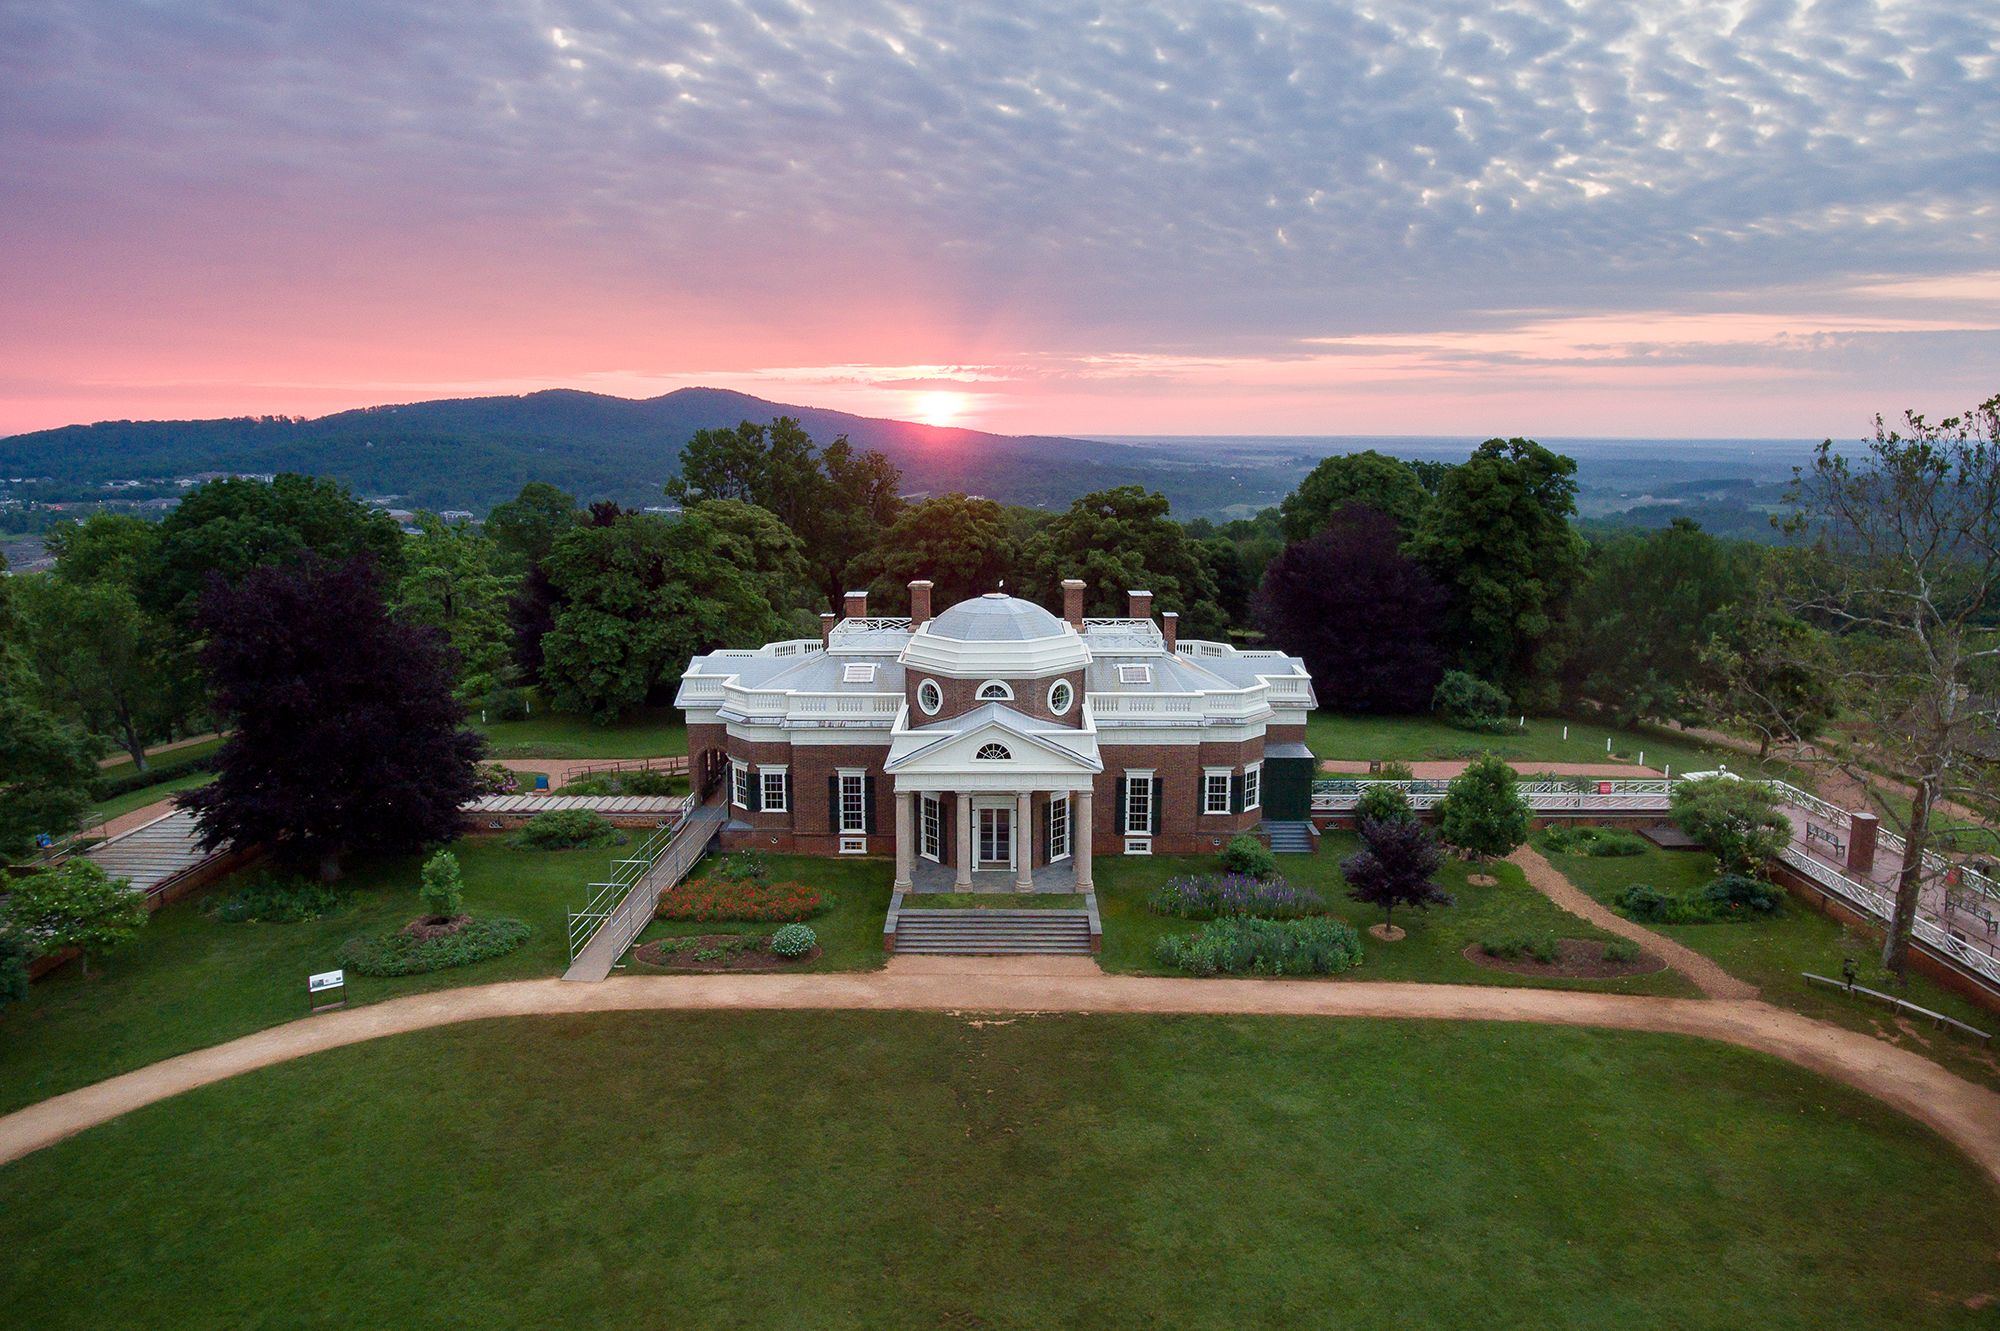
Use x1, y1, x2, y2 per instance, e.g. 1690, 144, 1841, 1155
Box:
1342, 815, 1454, 934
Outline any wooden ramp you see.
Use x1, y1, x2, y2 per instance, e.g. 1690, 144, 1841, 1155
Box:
561, 803, 725, 983
82, 810, 227, 903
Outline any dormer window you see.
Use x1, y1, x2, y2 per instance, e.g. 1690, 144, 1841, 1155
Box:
1117, 663, 1152, 685
975, 743, 1012, 761
976, 680, 1013, 701
843, 663, 877, 684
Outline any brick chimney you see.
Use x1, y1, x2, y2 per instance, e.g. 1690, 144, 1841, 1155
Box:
843, 590, 868, 620
820, 612, 837, 645
1161, 610, 1178, 650
908, 579, 934, 628
1061, 578, 1086, 630
1127, 589, 1153, 620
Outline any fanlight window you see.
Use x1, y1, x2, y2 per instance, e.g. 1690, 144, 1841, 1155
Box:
974, 743, 1013, 761
977, 680, 1013, 701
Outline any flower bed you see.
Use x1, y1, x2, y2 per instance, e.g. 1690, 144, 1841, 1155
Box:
1148, 872, 1325, 920
630, 932, 821, 971
1156, 917, 1362, 976
335, 917, 531, 976
657, 878, 824, 923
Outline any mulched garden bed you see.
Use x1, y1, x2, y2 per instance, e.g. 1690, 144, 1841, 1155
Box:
629, 934, 822, 972
1461, 939, 1667, 979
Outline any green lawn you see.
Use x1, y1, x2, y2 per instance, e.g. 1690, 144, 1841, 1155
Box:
1306, 711, 1789, 779
1093, 837, 1697, 996
1543, 838, 2000, 1092
474, 704, 687, 759
3, 1011, 1995, 1330
0, 835, 611, 1115
85, 770, 215, 826
93, 735, 224, 776
627, 852, 892, 973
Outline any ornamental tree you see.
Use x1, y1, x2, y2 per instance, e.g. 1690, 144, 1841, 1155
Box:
1436, 754, 1531, 872
1669, 776, 1792, 878
1342, 816, 1452, 933
1255, 505, 1448, 714
420, 849, 466, 922
182, 554, 484, 882
1, 860, 147, 979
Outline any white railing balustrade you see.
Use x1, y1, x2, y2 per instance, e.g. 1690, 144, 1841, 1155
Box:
832, 617, 912, 638
1311, 777, 1676, 814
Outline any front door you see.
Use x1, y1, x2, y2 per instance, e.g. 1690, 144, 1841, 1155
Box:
976, 805, 1013, 870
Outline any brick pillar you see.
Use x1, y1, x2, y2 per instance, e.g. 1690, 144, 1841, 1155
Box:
1161, 610, 1178, 650
843, 590, 868, 620
819, 612, 836, 645
1062, 578, 1086, 630
908, 580, 933, 628
1127, 589, 1153, 620
1847, 811, 1879, 878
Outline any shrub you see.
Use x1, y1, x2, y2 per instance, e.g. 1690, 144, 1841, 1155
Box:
420, 849, 465, 920
1219, 834, 1278, 880
1147, 873, 1326, 920
1542, 825, 1647, 857
508, 809, 625, 850
770, 923, 817, 957
484, 687, 531, 721
1432, 670, 1511, 732
561, 769, 685, 797
659, 878, 823, 922
1156, 917, 1363, 976
472, 762, 519, 795
1702, 873, 1784, 916
713, 851, 770, 883
1670, 775, 1792, 876
1356, 782, 1416, 825
1437, 754, 1530, 868
335, 917, 531, 976
1478, 929, 1559, 963
1602, 938, 1642, 964
210, 872, 348, 924
1613, 882, 1674, 922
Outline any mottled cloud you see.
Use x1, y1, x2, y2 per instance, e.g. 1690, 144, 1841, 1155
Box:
0, 0, 1995, 435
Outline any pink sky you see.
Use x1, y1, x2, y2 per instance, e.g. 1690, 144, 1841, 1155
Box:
3, 2, 1995, 440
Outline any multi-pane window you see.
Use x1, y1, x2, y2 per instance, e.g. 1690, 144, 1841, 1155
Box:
1049, 795, 1071, 861
760, 768, 788, 813
921, 796, 941, 860
1243, 762, 1262, 811
1203, 771, 1231, 815
975, 743, 1012, 761
1125, 773, 1152, 834
731, 761, 752, 809
838, 772, 867, 834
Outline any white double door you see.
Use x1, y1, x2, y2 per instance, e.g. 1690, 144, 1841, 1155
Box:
974, 798, 1015, 871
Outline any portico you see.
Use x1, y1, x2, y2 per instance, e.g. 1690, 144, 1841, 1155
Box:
890, 783, 1094, 893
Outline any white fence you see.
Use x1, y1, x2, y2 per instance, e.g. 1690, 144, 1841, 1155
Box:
1311, 777, 1674, 814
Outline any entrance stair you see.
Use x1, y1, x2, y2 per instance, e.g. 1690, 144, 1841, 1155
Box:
894, 909, 1093, 955
1263, 820, 1316, 854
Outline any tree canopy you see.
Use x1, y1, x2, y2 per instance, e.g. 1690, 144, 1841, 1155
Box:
1342, 815, 1452, 931
851, 492, 1020, 612
1279, 450, 1431, 540
0, 859, 147, 979
393, 513, 520, 704
13, 576, 196, 769
1022, 485, 1226, 638
1436, 754, 1531, 868
0, 556, 97, 857
182, 554, 483, 881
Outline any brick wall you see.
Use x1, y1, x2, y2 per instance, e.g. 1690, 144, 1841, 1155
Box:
907, 669, 1087, 728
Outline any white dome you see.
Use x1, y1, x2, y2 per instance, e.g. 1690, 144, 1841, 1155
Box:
923, 594, 1067, 643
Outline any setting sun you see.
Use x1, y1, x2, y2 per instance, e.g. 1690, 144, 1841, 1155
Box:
910, 391, 968, 428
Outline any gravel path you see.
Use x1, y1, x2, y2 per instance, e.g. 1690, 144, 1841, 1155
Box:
3, 962, 1997, 1189
1506, 844, 1759, 1000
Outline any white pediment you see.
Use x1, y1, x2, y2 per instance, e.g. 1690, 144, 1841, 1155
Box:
885, 704, 1101, 792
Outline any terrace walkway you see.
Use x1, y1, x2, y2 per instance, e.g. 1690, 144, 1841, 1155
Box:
3, 964, 1998, 1192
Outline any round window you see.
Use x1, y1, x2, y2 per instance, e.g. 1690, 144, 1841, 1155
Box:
1048, 679, 1074, 715
917, 679, 943, 716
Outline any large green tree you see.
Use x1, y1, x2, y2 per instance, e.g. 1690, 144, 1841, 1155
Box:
14, 577, 193, 769
1407, 439, 1587, 702
485, 481, 580, 575
539, 510, 796, 722
0, 859, 147, 979
394, 514, 520, 704
1280, 450, 1432, 540
851, 492, 1020, 612
1562, 519, 1753, 725
142, 474, 405, 634
0, 556, 97, 858
1021, 486, 1226, 638
44, 513, 160, 587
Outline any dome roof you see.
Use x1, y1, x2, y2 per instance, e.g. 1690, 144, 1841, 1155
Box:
923, 593, 1067, 643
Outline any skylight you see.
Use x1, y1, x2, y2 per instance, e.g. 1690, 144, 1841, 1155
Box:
1117, 663, 1152, 685
842, 663, 877, 684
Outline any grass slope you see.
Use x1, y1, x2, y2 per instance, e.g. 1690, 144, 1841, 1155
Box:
1095, 835, 1698, 996
1305, 711, 1787, 778
473, 704, 687, 759
1, 1012, 1994, 1330
1543, 838, 2000, 1091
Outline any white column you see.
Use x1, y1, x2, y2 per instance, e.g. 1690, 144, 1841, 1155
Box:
1074, 788, 1093, 891
954, 793, 974, 889
1015, 790, 1035, 890
893, 790, 914, 890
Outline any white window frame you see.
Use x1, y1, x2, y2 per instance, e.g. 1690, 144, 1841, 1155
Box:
920, 795, 942, 862
1243, 761, 1262, 812
1048, 794, 1071, 862
730, 761, 751, 810
838, 769, 867, 835
1117, 663, 1152, 685
839, 835, 867, 855
759, 766, 788, 813
1203, 768, 1232, 816
916, 679, 943, 716
975, 743, 1012, 761
1124, 769, 1153, 836
1047, 679, 1074, 715
976, 679, 1014, 701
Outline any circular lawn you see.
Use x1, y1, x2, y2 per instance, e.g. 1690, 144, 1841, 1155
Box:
1, 1011, 1995, 1329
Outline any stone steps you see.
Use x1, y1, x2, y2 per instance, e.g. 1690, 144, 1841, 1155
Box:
894, 908, 1093, 955
1264, 820, 1316, 854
